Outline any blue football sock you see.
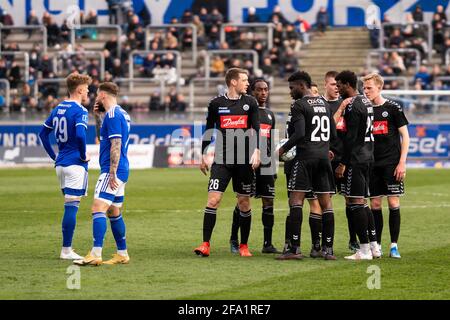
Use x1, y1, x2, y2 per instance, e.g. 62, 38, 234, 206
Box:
62, 201, 80, 247
109, 214, 127, 250
92, 212, 107, 248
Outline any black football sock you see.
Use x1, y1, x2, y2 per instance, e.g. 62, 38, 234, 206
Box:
285, 214, 291, 244
230, 205, 240, 242
365, 205, 377, 243
239, 210, 252, 245
289, 205, 303, 249
203, 207, 217, 242
350, 204, 369, 244
262, 206, 274, 247
372, 208, 383, 244
322, 209, 335, 249
389, 207, 401, 243
346, 205, 358, 243
309, 212, 322, 250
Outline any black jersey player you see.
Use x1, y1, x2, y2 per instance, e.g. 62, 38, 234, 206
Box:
194, 68, 261, 258
229, 79, 281, 254
362, 73, 410, 259
334, 70, 380, 260
276, 71, 337, 261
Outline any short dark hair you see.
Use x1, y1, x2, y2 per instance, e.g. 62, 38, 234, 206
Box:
325, 70, 339, 80
251, 78, 270, 91
335, 70, 357, 89
287, 71, 312, 88
225, 68, 248, 87
98, 82, 119, 97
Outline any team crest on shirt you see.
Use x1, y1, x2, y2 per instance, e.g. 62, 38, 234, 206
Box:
382, 111, 389, 118
243, 104, 250, 111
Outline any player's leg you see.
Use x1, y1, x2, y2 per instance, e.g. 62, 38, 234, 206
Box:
229, 204, 240, 253
343, 164, 373, 260
345, 196, 360, 252
104, 183, 130, 265
307, 197, 323, 258
57, 165, 88, 260
194, 163, 230, 257
233, 165, 255, 257
370, 196, 383, 247
387, 196, 401, 258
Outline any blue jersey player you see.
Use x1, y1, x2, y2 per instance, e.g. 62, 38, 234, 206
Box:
74, 82, 131, 266
39, 73, 92, 260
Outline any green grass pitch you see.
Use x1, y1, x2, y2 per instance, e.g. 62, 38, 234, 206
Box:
1, 168, 450, 300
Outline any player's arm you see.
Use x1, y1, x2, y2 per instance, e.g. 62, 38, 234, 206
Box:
200, 101, 216, 175
94, 102, 104, 144
333, 97, 352, 124
39, 125, 56, 161
336, 105, 360, 178
395, 125, 410, 181
75, 111, 89, 162
249, 98, 261, 170
278, 103, 305, 156
109, 138, 121, 190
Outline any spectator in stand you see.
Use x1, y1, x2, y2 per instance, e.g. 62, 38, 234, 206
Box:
45, 16, 61, 49
207, 25, 220, 50
270, 5, 288, 25
182, 28, 194, 50
127, 32, 139, 50
192, 15, 206, 46
295, 15, 311, 45
414, 65, 432, 89
210, 7, 224, 26
198, 7, 211, 33
27, 10, 40, 38
432, 13, 446, 55
171, 94, 187, 112
135, 25, 146, 49
412, 5, 423, 22
279, 48, 298, 78
246, 7, 260, 23
369, 19, 380, 48
389, 28, 404, 47
0, 59, 7, 79
181, 9, 194, 24
111, 58, 126, 78
39, 72, 59, 98
149, 91, 163, 111
106, 0, 121, 24
140, 53, 156, 77
164, 32, 179, 50
389, 52, 406, 75
210, 55, 225, 77
60, 20, 72, 43
273, 23, 285, 48
0, 10, 14, 38
39, 53, 54, 78
128, 14, 141, 36
435, 5, 447, 24
104, 35, 119, 58
284, 24, 302, 52
316, 6, 329, 35
268, 46, 281, 66
442, 38, 450, 64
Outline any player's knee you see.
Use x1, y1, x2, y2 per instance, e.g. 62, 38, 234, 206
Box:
107, 206, 121, 217
65, 196, 81, 203
237, 196, 251, 212
207, 194, 222, 208
370, 197, 382, 210
91, 200, 109, 213
262, 197, 273, 208
348, 198, 364, 205
309, 199, 322, 213
388, 196, 400, 209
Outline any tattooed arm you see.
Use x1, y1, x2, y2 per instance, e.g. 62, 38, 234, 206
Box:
109, 138, 121, 190
94, 112, 102, 144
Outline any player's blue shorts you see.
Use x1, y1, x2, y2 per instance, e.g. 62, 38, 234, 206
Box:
94, 172, 126, 207
56, 165, 88, 198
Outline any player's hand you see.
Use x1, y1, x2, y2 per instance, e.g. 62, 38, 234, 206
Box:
335, 163, 346, 179
394, 161, 406, 182
200, 156, 209, 176
251, 149, 261, 170
277, 147, 284, 161
109, 172, 119, 191
94, 100, 104, 115
328, 150, 335, 161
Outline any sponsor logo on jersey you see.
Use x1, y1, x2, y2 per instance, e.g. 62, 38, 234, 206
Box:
218, 107, 231, 114
220, 115, 248, 129
268, 114, 272, 121
382, 111, 389, 118
336, 117, 347, 131
260, 124, 272, 137
243, 104, 250, 111
373, 121, 388, 135
307, 98, 325, 105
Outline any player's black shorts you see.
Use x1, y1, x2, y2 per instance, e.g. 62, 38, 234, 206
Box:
287, 158, 335, 194
338, 163, 371, 198
251, 167, 275, 198
208, 163, 253, 196
331, 161, 341, 193
284, 160, 316, 199
369, 164, 405, 197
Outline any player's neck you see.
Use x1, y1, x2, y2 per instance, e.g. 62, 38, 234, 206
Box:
226, 88, 241, 100
258, 102, 266, 109
324, 94, 339, 101
103, 99, 118, 112
66, 95, 82, 105
372, 95, 386, 106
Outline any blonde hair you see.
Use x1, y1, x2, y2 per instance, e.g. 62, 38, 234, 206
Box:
66, 73, 92, 94
362, 73, 384, 89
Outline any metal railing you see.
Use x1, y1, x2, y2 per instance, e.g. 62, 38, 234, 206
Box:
189, 77, 225, 118
220, 23, 275, 50
114, 78, 166, 105
145, 24, 198, 62
205, 50, 259, 79
0, 51, 30, 82
379, 22, 432, 61
359, 76, 409, 89
71, 25, 122, 58
128, 50, 182, 91
0, 79, 11, 111
52, 51, 105, 80
367, 48, 421, 73
383, 89, 450, 115
0, 25, 48, 53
